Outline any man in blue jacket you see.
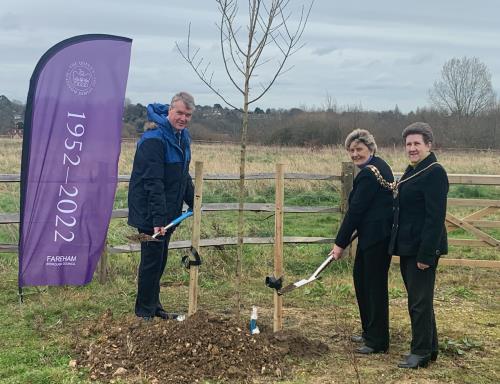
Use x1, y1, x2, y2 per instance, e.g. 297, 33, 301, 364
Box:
128, 92, 195, 320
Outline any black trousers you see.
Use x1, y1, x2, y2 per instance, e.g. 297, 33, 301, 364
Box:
135, 230, 172, 317
353, 239, 392, 350
399, 256, 438, 356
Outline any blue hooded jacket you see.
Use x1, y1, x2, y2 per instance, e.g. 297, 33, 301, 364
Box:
147, 103, 169, 126
128, 103, 194, 230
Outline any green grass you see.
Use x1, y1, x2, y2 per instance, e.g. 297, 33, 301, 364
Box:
1, 248, 498, 383
0, 142, 499, 383
449, 185, 500, 200
0, 185, 19, 213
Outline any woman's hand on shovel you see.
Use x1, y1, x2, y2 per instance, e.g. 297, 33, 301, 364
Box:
329, 244, 344, 260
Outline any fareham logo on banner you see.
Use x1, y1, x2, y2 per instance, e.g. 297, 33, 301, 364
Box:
46, 255, 77, 267
65, 61, 96, 96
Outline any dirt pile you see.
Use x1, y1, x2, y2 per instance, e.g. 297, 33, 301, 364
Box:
74, 310, 329, 383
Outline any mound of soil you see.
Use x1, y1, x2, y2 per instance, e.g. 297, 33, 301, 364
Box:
74, 310, 329, 383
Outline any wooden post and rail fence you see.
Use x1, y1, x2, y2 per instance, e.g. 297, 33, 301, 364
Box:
1, 163, 499, 289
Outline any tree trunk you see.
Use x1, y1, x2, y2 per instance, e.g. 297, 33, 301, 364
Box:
236, 88, 249, 319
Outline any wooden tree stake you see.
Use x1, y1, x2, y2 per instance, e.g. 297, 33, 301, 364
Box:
274, 163, 284, 332
188, 161, 204, 316
340, 162, 357, 257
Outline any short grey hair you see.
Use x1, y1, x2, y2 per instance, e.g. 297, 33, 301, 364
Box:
170, 91, 195, 111
344, 129, 377, 154
402, 122, 433, 144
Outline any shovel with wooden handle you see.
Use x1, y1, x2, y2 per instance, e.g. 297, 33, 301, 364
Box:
129, 210, 194, 242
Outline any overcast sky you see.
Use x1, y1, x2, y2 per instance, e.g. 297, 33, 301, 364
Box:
1, 0, 499, 112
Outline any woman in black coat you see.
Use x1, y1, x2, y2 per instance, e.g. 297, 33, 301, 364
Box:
389, 122, 448, 369
331, 129, 394, 354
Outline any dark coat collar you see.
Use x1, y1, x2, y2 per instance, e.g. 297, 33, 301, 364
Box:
404, 152, 438, 174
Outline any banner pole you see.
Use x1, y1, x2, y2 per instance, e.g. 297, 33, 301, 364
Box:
18, 286, 24, 304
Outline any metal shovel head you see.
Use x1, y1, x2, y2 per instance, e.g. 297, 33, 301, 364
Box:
278, 277, 316, 295
127, 233, 162, 242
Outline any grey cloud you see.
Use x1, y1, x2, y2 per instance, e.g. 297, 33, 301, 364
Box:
407, 53, 434, 66
355, 81, 412, 91
1, 0, 500, 113
312, 46, 338, 56
394, 53, 435, 66
0, 12, 21, 30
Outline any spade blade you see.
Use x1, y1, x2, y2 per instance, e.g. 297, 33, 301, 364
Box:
127, 233, 162, 242
277, 278, 315, 295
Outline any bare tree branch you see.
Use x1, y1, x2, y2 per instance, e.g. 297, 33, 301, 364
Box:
176, 24, 241, 110
248, 2, 312, 104
177, 1, 313, 109
219, 8, 246, 90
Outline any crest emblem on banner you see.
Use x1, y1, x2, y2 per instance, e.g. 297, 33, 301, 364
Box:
65, 61, 96, 96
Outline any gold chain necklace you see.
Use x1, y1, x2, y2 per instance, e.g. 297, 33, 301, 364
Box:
366, 162, 439, 198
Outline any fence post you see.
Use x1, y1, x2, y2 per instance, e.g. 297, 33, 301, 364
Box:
188, 161, 204, 316
340, 162, 357, 257
274, 163, 284, 332
97, 240, 108, 284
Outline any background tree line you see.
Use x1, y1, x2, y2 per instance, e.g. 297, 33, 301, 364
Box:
2, 95, 499, 149
1, 56, 498, 149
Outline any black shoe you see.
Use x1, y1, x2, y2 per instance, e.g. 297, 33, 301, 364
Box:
155, 309, 168, 319
398, 354, 430, 369
355, 345, 388, 354
350, 335, 364, 343
402, 351, 438, 362
155, 309, 179, 320
141, 316, 153, 321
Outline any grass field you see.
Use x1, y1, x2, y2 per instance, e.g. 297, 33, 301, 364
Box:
0, 138, 499, 383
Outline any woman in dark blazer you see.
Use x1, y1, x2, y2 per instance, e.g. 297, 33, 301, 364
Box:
389, 122, 448, 369
331, 129, 394, 354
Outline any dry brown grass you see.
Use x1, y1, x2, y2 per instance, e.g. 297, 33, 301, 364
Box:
186, 143, 500, 175
3, 138, 499, 176
116, 141, 500, 196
